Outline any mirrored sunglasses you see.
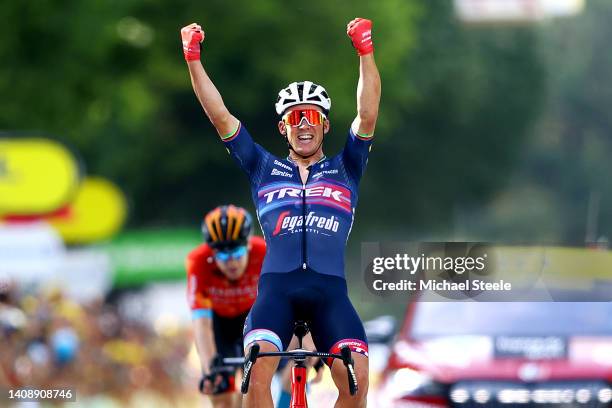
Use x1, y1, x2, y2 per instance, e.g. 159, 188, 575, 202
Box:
282, 109, 326, 127
214, 245, 248, 262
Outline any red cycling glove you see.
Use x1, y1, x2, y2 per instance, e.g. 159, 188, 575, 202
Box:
347, 18, 374, 56
181, 23, 204, 61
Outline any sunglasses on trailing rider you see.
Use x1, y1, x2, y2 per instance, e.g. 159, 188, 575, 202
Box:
282, 109, 327, 127
214, 246, 247, 262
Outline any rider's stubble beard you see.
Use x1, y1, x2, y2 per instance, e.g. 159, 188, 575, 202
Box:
281, 121, 328, 160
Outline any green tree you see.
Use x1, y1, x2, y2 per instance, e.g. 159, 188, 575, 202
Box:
355, 1, 545, 241
530, 0, 612, 244
1, 0, 545, 236
467, 0, 612, 245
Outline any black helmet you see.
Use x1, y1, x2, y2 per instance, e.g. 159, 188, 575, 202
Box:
201, 205, 253, 250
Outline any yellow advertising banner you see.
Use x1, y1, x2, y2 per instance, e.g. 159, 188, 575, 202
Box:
492, 245, 612, 288
0, 138, 81, 215
49, 177, 128, 244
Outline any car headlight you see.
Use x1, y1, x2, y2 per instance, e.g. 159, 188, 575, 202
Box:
382, 368, 448, 402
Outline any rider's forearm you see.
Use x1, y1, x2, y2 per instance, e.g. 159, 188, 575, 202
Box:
187, 60, 239, 137
353, 54, 381, 136
193, 317, 217, 374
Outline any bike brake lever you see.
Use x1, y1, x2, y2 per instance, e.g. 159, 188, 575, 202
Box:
241, 343, 260, 394
340, 346, 358, 396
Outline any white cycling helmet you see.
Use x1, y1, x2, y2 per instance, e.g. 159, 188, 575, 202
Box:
275, 81, 331, 116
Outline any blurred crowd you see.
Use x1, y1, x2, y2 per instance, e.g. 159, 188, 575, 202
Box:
0, 280, 197, 407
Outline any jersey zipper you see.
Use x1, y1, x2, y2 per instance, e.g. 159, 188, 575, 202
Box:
301, 165, 312, 270
287, 156, 325, 271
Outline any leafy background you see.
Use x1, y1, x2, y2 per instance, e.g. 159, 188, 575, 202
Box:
2, 0, 611, 246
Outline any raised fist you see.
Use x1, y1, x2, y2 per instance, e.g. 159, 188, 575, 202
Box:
181, 23, 204, 61
347, 18, 373, 56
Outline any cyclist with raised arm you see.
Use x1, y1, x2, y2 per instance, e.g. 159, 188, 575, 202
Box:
186, 205, 264, 408
181, 17, 380, 407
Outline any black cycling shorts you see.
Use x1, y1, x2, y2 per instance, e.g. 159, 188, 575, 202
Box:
208, 311, 249, 394
243, 269, 368, 366
214, 310, 247, 360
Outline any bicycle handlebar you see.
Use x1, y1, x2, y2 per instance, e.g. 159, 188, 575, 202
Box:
219, 357, 245, 366
240, 344, 358, 395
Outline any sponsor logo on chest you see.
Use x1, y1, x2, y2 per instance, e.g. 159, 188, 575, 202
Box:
271, 168, 292, 178
272, 211, 340, 236
258, 182, 352, 215
273, 160, 293, 172
263, 185, 344, 203
208, 285, 257, 298
312, 169, 339, 179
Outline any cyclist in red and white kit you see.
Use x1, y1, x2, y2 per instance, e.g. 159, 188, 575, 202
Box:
181, 18, 380, 407
187, 205, 264, 408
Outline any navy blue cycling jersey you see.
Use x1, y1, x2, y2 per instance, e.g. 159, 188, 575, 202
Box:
222, 123, 373, 279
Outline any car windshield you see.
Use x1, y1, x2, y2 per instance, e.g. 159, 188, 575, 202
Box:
410, 302, 612, 338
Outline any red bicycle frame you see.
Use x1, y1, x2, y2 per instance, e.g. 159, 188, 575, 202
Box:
289, 364, 309, 408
